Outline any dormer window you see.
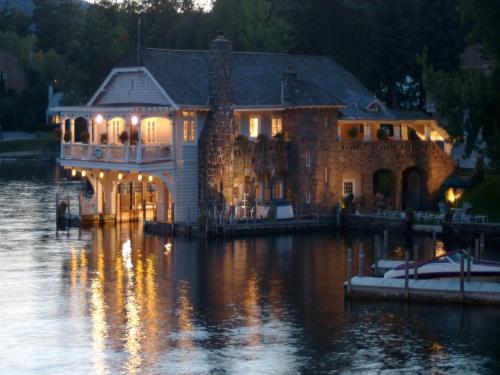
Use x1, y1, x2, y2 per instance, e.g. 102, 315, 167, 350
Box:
130, 78, 136, 91
366, 100, 380, 112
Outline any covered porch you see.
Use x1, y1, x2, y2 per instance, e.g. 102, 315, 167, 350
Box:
50, 106, 174, 164
70, 168, 175, 224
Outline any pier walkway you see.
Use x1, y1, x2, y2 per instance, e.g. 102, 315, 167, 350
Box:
345, 276, 500, 304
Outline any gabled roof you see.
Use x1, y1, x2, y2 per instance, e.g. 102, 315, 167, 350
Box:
116, 48, 425, 121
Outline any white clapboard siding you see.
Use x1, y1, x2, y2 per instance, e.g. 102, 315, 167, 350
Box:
96, 71, 170, 106
174, 160, 199, 223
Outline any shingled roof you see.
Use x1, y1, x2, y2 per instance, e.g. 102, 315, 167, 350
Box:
120, 48, 403, 120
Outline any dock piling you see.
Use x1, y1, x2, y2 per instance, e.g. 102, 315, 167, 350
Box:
432, 231, 437, 258
373, 236, 379, 276
383, 230, 388, 254
475, 238, 480, 261
358, 243, 364, 277
413, 245, 419, 280
466, 247, 472, 283
460, 253, 465, 301
404, 250, 409, 300
346, 248, 353, 297
480, 234, 485, 258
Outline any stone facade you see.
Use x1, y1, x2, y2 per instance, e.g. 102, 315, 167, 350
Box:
199, 33, 236, 209
199, 34, 457, 218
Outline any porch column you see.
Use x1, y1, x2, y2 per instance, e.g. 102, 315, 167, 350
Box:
87, 118, 93, 144
60, 118, 66, 139
337, 123, 341, 141
363, 124, 371, 141
401, 125, 408, 141
394, 125, 401, 140
424, 124, 431, 140
137, 119, 143, 163
70, 118, 75, 143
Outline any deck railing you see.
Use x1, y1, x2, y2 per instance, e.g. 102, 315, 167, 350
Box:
61, 142, 173, 163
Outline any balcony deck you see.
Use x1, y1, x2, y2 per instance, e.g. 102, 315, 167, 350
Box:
61, 143, 173, 165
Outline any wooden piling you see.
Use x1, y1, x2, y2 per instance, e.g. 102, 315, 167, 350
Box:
480, 233, 485, 258
373, 236, 379, 276
432, 231, 437, 258
358, 243, 364, 277
460, 252, 465, 301
413, 245, 419, 280
466, 247, 472, 283
383, 230, 388, 253
475, 238, 480, 260
404, 250, 410, 300
346, 248, 353, 297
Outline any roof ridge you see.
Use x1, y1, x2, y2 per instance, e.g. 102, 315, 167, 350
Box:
144, 47, 332, 59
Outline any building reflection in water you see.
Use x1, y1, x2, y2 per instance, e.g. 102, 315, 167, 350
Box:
64, 226, 481, 373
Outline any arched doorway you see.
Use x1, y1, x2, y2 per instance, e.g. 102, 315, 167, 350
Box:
74, 117, 88, 143
373, 169, 396, 209
403, 167, 426, 210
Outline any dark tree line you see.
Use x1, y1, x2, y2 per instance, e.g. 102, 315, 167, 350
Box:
0, 0, 498, 170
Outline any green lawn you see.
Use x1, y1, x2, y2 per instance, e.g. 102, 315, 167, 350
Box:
460, 175, 500, 222
0, 132, 56, 154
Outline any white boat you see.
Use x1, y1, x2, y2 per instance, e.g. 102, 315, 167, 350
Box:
384, 250, 500, 282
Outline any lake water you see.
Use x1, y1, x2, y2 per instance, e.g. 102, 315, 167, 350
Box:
1, 161, 499, 374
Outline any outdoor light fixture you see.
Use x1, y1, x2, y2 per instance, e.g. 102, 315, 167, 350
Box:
148, 175, 153, 182
137, 174, 143, 181
99, 171, 104, 179
95, 114, 103, 124
118, 173, 123, 180
71, 169, 76, 177
131, 116, 139, 125
81, 170, 86, 177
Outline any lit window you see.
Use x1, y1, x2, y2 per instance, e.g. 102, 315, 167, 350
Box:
130, 78, 135, 91
324, 167, 328, 184
271, 117, 282, 136
183, 111, 196, 144
343, 180, 354, 197
305, 151, 311, 168
249, 117, 259, 138
273, 181, 283, 199
147, 120, 156, 143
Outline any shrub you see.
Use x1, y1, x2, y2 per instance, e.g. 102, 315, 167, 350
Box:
377, 128, 388, 141
81, 131, 90, 144
100, 133, 108, 144
119, 131, 129, 144
347, 127, 359, 139
53, 127, 62, 141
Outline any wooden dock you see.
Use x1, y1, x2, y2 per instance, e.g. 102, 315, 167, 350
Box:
344, 276, 500, 304
208, 217, 335, 237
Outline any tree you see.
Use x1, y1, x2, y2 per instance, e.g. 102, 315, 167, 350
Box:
33, 0, 83, 54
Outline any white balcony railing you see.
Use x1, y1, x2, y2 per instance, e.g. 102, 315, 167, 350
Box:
61, 143, 173, 163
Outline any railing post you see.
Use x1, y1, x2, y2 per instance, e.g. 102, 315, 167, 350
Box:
137, 142, 143, 163
475, 238, 480, 261
413, 245, 419, 280
125, 144, 130, 162
106, 145, 110, 162
86, 144, 91, 160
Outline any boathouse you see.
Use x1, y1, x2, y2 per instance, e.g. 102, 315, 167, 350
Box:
49, 33, 456, 225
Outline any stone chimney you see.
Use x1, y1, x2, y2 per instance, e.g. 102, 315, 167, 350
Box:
208, 32, 233, 108
282, 66, 297, 102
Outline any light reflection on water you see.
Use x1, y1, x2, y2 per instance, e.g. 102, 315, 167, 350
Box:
0, 161, 500, 374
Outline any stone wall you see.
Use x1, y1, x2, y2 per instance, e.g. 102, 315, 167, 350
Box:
199, 33, 235, 209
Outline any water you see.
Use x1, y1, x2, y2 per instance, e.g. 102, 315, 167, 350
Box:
1, 160, 499, 374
